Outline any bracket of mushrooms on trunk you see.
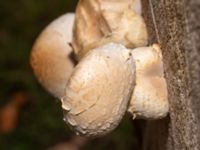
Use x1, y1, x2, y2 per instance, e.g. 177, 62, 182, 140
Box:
30, 0, 169, 137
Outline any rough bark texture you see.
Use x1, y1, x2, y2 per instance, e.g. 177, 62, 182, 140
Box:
141, 0, 200, 149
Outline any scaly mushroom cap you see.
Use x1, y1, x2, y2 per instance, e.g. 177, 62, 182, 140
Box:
128, 44, 169, 119
62, 43, 136, 137
72, 0, 147, 59
30, 13, 75, 98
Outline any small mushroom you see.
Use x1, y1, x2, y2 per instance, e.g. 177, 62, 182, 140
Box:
30, 13, 75, 98
72, 0, 148, 59
62, 43, 136, 137
128, 44, 169, 119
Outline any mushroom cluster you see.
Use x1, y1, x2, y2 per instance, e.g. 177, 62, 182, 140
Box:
30, 0, 169, 137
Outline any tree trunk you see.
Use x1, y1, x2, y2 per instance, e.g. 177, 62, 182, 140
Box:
140, 0, 200, 149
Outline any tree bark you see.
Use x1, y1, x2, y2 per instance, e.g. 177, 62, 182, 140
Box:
140, 0, 200, 149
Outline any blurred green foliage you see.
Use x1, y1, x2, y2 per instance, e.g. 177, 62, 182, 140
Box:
0, 1, 139, 149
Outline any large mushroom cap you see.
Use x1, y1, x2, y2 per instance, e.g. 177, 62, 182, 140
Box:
62, 43, 136, 137
30, 13, 75, 98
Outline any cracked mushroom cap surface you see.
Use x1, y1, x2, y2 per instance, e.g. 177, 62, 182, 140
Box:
62, 43, 136, 137
30, 13, 75, 98
128, 44, 169, 119
72, 0, 148, 59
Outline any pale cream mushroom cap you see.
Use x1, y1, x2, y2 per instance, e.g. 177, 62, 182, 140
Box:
132, 0, 142, 15
72, 0, 148, 59
128, 44, 169, 119
30, 13, 75, 98
62, 43, 136, 137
